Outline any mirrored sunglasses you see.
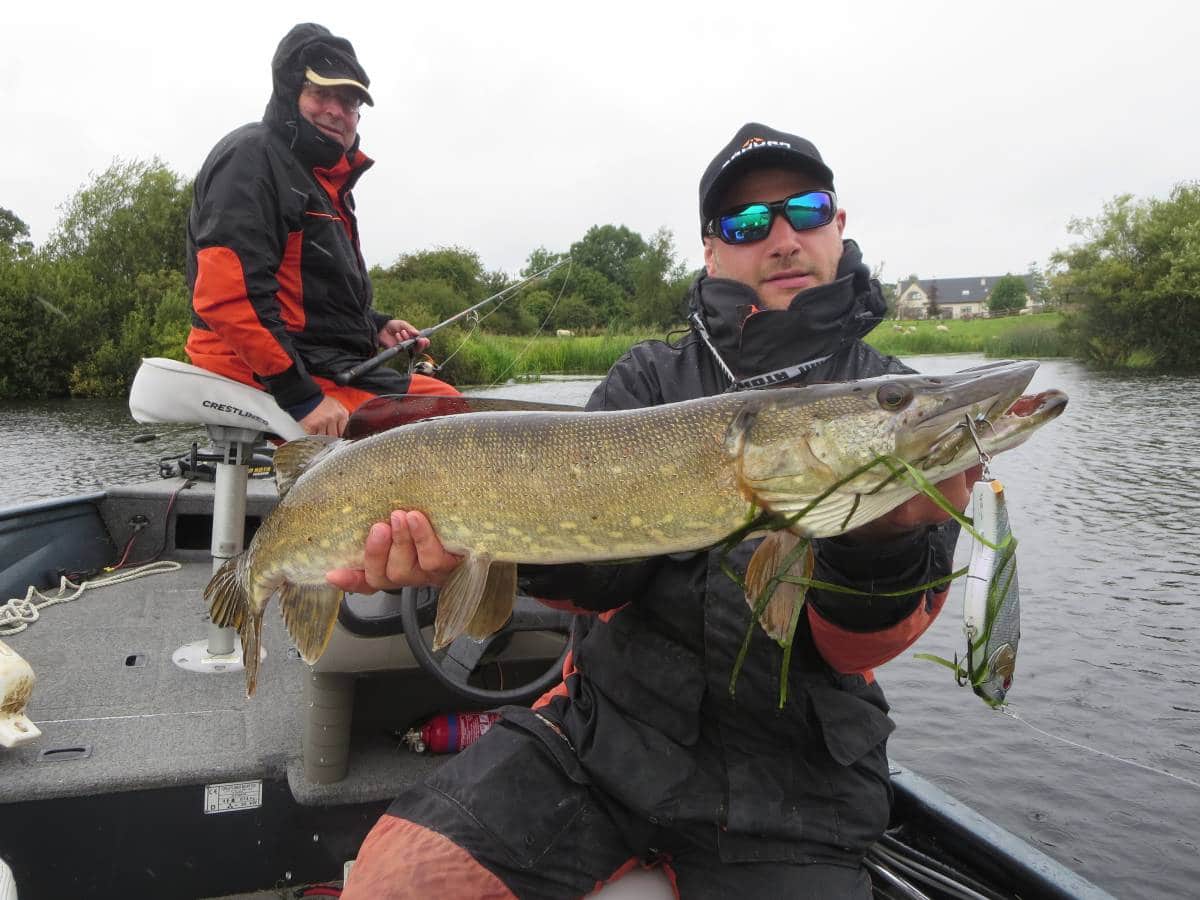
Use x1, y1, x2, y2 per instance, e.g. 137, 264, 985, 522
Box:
707, 190, 836, 245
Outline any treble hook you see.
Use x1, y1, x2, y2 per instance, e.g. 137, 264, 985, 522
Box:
961, 414, 993, 479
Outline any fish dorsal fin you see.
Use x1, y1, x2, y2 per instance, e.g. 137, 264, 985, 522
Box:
746, 531, 814, 642
273, 435, 340, 498
344, 394, 582, 439
278, 581, 343, 664
433, 553, 493, 650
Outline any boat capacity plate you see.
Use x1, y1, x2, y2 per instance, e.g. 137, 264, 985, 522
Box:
203, 779, 263, 814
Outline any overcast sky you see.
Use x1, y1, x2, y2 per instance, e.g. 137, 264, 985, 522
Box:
6, 1, 1197, 286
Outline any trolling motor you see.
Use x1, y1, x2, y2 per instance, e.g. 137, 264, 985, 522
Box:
158, 443, 276, 482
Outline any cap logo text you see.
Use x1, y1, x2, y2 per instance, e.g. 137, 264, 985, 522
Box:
721, 138, 792, 170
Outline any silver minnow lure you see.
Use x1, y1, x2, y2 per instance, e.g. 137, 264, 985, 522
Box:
963, 478, 1020, 706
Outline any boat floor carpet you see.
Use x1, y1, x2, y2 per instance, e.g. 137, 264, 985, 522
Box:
1, 560, 440, 807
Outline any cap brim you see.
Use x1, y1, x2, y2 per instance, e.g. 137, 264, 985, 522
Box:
304, 67, 374, 106
703, 148, 834, 220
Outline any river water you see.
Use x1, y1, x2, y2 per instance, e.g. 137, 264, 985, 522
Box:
2, 356, 1197, 897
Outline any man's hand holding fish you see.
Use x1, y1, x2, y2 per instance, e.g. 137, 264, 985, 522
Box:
325, 510, 460, 595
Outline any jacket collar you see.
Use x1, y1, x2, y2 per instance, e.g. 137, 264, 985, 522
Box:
687, 239, 885, 381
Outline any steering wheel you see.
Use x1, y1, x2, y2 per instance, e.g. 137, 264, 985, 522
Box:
399, 586, 574, 705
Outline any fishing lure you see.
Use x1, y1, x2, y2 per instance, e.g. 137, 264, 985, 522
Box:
961, 478, 1020, 707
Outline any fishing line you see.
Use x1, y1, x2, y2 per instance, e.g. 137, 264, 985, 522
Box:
998, 706, 1200, 791
486, 257, 575, 389
430, 310, 483, 370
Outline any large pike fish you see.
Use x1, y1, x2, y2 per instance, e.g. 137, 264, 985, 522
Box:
206, 360, 1067, 696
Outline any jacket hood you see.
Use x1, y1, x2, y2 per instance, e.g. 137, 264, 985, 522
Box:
264, 23, 367, 169
687, 239, 887, 378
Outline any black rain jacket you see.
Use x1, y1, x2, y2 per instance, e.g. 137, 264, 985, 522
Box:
513, 241, 959, 867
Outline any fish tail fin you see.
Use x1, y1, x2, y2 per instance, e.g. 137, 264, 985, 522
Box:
433, 554, 516, 651
279, 582, 344, 665
205, 556, 263, 697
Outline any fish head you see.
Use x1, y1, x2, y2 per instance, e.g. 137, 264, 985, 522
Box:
731, 361, 1054, 534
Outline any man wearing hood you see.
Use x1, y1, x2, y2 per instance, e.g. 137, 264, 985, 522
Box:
185, 23, 455, 437
335, 125, 981, 898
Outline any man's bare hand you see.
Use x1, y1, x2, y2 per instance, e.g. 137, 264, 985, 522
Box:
298, 395, 349, 436
378, 319, 431, 352
848, 463, 984, 541
326, 510, 461, 594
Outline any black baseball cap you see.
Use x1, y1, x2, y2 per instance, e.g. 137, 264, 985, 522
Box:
699, 123, 834, 232
301, 41, 374, 106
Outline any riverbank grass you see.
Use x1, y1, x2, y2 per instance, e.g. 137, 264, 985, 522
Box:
865, 313, 1066, 358
430, 314, 1067, 385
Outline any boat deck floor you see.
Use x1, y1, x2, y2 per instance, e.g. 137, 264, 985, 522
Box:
4, 559, 451, 810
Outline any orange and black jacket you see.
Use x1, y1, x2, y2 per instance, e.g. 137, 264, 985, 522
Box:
185, 23, 398, 416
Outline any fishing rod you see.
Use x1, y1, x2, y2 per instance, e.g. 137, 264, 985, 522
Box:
334, 258, 570, 385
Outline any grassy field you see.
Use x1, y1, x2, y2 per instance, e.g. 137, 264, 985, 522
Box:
865, 312, 1067, 358
429, 313, 1068, 386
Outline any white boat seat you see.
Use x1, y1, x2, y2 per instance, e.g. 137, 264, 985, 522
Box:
129, 357, 305, 442
129, 358, 303, 676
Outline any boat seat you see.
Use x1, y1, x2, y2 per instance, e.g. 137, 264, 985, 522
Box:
129, 357, 305, 442
128, 357, 305, 664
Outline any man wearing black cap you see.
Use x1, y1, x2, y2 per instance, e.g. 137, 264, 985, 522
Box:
185, 23, 455, 437
338, 124, 979, 898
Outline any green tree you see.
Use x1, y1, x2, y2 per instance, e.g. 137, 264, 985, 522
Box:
926, 281, 940, 319
383, 246, 489, 302
1050, 182, 1200, 369
0, 207, 32, 258
47, 158, 190, 291
629, 228, 691, 329
521, 247, 569, 279
569, 225, 647, 298
1026, 261, 1049, 306
988, 274, 1028, 314
28, 158, 193, 397
0, 252, 76, 398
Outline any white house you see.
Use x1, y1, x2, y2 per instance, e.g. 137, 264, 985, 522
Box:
895, 275, 1042, 319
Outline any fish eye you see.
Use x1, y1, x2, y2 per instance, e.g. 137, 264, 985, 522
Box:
876, 383, 913, 411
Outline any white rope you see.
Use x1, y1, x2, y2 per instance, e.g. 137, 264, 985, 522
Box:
0, 561, 182, 637
999, 705, 1200, 791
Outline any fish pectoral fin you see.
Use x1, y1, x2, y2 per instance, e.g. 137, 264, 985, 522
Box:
433, 554, 493, 651
745, 531, 814, 643
273, 436, 341, 498
278, 582, 343, 665
465, 561, 517, 641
